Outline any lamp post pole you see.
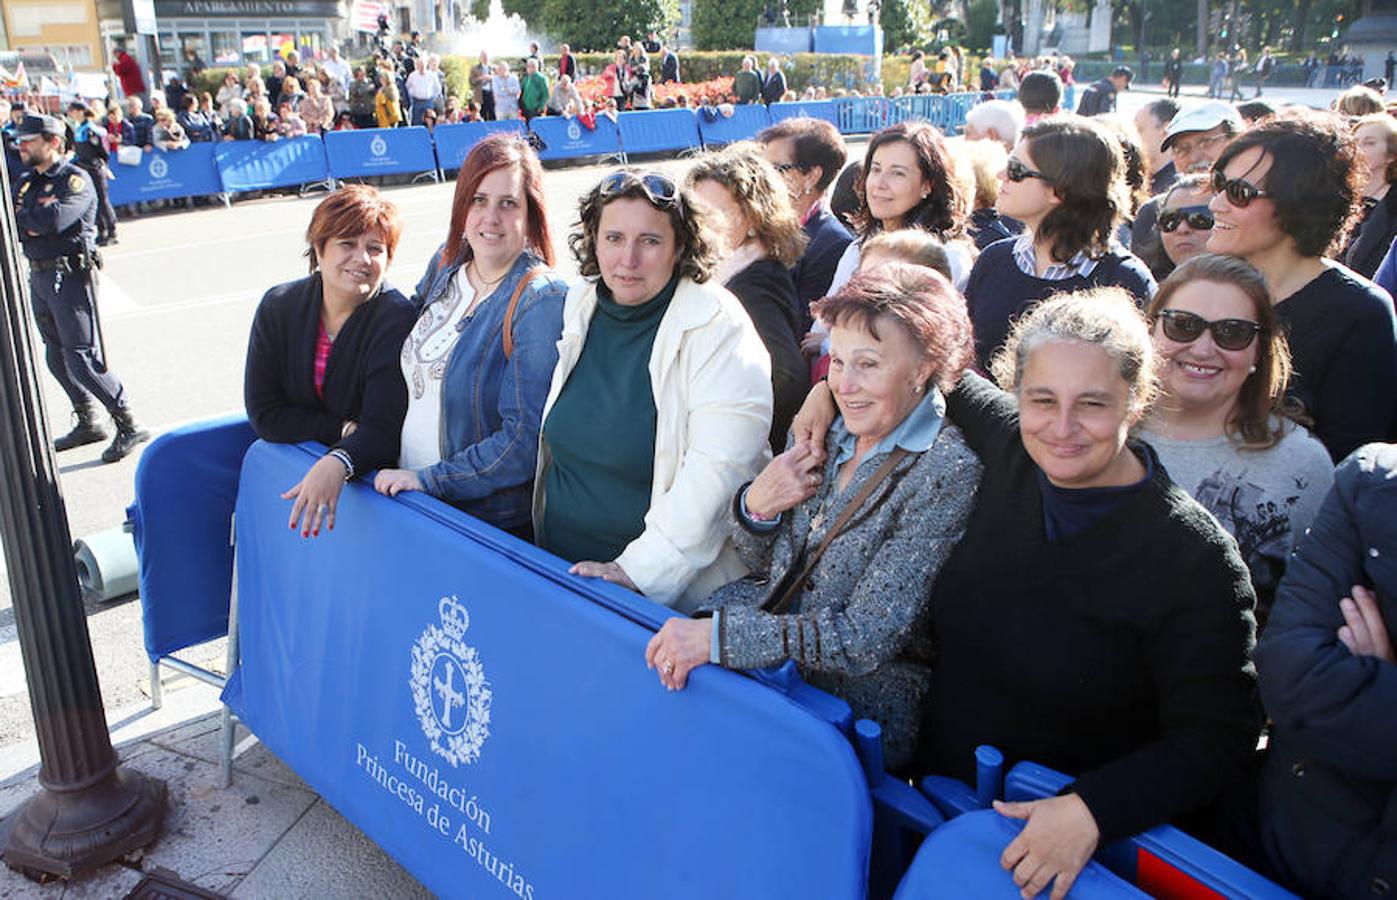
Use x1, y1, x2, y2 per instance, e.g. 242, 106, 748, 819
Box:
0, 158, 165, 879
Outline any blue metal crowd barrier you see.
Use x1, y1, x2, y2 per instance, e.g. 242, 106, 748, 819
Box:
432, 120, 524, 171
696, 104, 773, 147
108, 92, 1010, 206
616, 108, 702, 155
324, 126, 438, 181
527, 113, 623, 162
222, 439, 872, 899
213, 134, 330, 193
109, 143, 224, 206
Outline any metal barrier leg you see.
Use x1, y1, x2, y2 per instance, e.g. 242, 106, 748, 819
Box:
149, 659, 162, 710
219, 546, 241, 789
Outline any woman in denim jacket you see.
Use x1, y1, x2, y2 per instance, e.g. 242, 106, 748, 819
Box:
374, 134, 566, 539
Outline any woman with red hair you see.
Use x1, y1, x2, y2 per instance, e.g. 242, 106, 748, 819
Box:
374, 133, 566, 540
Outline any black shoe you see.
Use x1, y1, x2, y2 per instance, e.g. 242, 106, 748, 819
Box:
53, 407, 109, 452
101, 408, 151, 463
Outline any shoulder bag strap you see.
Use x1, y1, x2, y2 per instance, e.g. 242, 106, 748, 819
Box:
763, 447, 910, 615
501, 267, 542, 359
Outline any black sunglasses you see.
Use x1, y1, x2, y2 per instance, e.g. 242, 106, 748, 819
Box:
1005, 157, 1051, 184
771, 162, 797, 174
1158, 205, 1215, 233
1210, 168, 1270, 207
600, 171, 679, 208
1156, 309, 1264, 351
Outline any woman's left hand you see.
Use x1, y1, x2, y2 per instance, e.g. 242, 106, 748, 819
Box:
644, 618, 712, 690
570, 560, 638, 592
282, 455, 348, 538
374, 468, 422, 496
994, 794, 1100, 900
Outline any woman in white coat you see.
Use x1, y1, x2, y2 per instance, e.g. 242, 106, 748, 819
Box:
534, 171, 773, 611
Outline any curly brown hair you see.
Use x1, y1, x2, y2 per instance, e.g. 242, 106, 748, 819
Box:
686, 144, 808, 267
569, 170, 719, 283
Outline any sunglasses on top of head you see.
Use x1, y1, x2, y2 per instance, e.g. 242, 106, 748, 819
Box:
1005, 157, 1051, 184
1157, 205, 1215, 233
1156, 309, 1265, 351
599, 171, 680, 209
1210, 168, 1270, 207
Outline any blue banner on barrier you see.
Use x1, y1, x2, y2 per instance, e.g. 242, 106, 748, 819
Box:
226, 440, 871, 900
109, 144, 224, 206
769, 100, 841, 127
755, 26, 813, 54
528, 114, 621, 162
616, 109, 701, 155
432, 120, 524, 171
813, 25, 884, 56
696, 104, 771, 146
324, 126, 437, 179
214, 135, 329, 192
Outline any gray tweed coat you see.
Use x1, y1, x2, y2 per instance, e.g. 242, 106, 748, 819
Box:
700, 420, 982, 770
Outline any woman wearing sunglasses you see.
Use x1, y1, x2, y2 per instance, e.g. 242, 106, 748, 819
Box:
1155, 174, 1214, 275
533, 170, 773, 610
789, 287, 1260, 899
1139, 254, 1334, 625
964, 115, 1156, 370
1207, 110, 1397, 462
372, 135, 566, 539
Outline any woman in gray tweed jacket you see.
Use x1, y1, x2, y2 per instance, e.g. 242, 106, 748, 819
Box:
646, 264, 983, 770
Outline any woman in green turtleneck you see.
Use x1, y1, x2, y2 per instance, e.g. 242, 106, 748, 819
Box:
533, 171, 775, 612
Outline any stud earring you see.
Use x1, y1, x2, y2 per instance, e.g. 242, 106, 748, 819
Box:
912, 384, 922, 394
1248, 366, 1257, 374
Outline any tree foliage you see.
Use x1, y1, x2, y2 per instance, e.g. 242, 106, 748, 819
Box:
880, 0, 920, 51
691, 0, 822, 50
537, 0, 666, 51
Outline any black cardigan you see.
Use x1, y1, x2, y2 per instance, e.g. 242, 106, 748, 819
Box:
244, 273, 416, 474
918, 374, 1262, 842
726, 258, 807, 454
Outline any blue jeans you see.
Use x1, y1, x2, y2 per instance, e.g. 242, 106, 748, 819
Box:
409, 97, 432, 126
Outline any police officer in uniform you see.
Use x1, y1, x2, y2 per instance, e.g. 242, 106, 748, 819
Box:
13, 114, 148, 463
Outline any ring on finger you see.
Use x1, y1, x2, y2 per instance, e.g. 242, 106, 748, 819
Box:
664, 660, 675, 675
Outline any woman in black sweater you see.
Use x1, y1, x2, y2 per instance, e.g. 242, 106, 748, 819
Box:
688, 147, 808, 453
244, 185, 416, 537
794, 287, 1260, 898
1207, 110, 1397, 461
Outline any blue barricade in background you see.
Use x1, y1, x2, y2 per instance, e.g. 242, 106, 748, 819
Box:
835, 97, 891, 134
696, 104, 772, 146
890, 94, 947, 128
224, 439, 872, 900
214, 135, 329, 192
769, 100, 841, 128
109, 144, 224, 206
617, 108, 702, 155
529, 114, 622, 162
432, 120, 524, 171
755, 27, 814, 54
813, 25, 884, 57
324, 126, 437, 180
129, 415, 257, 660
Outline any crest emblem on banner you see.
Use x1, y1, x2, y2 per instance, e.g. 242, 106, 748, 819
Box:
370, 135, 388, 157
566, 121, 581, 141
149, 156, 169, 180
410, 595, 492, 766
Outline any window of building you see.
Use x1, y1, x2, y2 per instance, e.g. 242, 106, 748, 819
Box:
242, 32, 271, 64
212, 31, 240, 65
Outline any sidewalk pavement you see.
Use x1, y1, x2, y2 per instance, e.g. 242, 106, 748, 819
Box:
1126, 81, 1346, 109
0, 679, 431, 899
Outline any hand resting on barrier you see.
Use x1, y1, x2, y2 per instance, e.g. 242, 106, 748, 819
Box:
645, 618, 710, 690
374, 468, 422, 496
993, 794, 1100, 900
283, 455, 348, 537
569, 560, 638, 593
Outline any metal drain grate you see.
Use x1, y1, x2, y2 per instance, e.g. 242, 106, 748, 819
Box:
124, 869, 227, 900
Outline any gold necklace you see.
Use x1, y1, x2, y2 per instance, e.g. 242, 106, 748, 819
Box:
469, 260, 510, 290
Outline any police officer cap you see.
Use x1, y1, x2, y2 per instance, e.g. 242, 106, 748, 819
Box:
16, 114, 64, 139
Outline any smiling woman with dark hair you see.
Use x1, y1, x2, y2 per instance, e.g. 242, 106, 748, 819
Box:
1207, 109, 1397, 461
244, 185, 416, 538
533, 170, 773, 610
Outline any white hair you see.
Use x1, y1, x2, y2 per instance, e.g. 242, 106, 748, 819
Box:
965, 99, 1025, 148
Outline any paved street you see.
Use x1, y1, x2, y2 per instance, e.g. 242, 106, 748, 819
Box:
0, 83, 1348, 757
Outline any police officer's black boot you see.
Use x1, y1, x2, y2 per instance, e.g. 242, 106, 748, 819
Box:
53, 402, 109, 452
100, 407, 150, 463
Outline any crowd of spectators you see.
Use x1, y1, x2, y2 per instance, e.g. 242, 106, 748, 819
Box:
232, 59, 1397, 895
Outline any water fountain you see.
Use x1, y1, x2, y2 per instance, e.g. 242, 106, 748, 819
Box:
453, 0, 535, 56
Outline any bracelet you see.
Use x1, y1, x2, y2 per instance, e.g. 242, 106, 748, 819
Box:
327, 449, 355, 481
341, 420, 355, 438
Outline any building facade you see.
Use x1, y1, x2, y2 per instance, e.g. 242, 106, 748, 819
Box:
1, 0, 106, 72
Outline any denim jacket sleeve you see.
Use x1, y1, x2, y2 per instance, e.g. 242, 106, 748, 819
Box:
416, 273, 567, 502
411, 244, 450, 311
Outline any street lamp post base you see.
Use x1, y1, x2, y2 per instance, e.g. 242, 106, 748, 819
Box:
2, 766, 167, 881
